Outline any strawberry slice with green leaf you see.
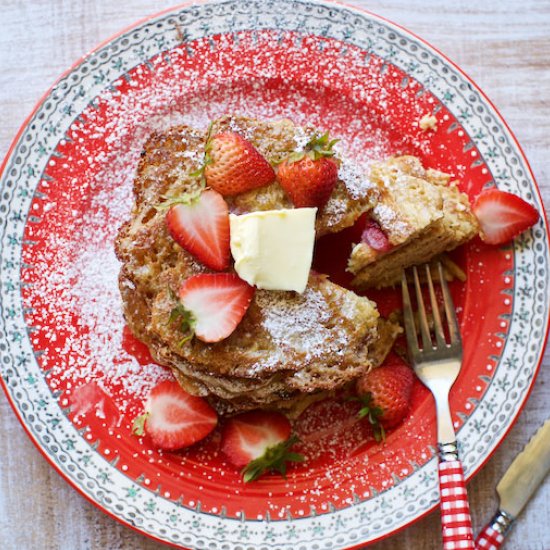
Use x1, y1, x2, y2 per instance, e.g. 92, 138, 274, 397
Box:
164, 189, 230, 271
473, 188, 539, 245
132, 380, 217, 451
221, 410, 305, 482
170, 273, 255, 343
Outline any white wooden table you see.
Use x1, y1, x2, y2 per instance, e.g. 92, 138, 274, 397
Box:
1, 1, 549, 549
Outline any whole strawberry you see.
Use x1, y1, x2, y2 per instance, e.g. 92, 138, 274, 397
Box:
204, 131, 275, 196
277, 132, 339, 209
355, 363, 414, 441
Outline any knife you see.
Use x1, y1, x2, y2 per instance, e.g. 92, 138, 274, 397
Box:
475, 419, 550, 549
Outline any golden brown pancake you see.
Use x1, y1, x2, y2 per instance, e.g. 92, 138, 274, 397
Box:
348, 156, 479, 288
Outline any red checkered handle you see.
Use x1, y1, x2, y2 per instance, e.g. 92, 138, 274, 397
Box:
438, 442, 475, 550
475, 510, 514, 550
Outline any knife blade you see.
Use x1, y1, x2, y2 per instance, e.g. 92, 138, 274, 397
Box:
475, 419, 550, 549
497, 418, 550, 518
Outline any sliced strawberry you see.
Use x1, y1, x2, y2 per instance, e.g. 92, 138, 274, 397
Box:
221, 410, 304, 482
361, 219, 392, 252
355, 363, 414, 441
473, 188, 539, 245
132, 380, 217, 451
165, 189, 230, 271
277, 132, 339, 209
177, 273, 254, 343
204, 132, 275, 196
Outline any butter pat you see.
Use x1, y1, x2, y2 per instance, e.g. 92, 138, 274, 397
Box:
230, 208, 317, 293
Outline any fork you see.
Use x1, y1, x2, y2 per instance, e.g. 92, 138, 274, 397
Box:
401, 263, 475, 550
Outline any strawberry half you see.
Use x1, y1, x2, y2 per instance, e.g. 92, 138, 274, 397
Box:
132, 380, 217, 451
355, 363, 414, 441
473, 188, 539, 245
165, 189, 230, 271
277, 132, 339, 209
221, 410, 304, 482
174, 273, 255, 343
204, 132, 275, 196
361, 219, 392, 252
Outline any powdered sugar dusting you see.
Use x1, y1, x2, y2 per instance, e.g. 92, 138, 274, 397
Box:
27, 208, 169, 412
373, 202, 412, 236
338, 155, 378, 200
257, 286, 348, 362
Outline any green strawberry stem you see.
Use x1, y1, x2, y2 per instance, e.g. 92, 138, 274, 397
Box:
241, 435, 305, 482
285, 131, 340, 165
155, 188, 204, 210
132, 412, 149, 436
305, 131, 340, 159
190, 121, 216, 180
356, 393, 386, 442
167, 291, 197, 345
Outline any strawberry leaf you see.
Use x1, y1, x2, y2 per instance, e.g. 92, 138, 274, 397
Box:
204, 120, 215, 145
189, 154, 213, 180
156, 189, 203, 210
193, 122, 216, 180
304, 131, 340, 160
356, 393, 386, 442
283, 131, 340, 166
189, 166, 205, 178
286, 150, 306, 164
168, 300, 196, 346
241, 435, 305, 482
286, 452, 306, 462
132, 412, 149, 436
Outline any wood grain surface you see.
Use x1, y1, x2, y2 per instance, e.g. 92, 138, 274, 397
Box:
1, 1, 549, 549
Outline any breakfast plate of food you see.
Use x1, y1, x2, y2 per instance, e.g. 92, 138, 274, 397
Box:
0, 1, 548, 548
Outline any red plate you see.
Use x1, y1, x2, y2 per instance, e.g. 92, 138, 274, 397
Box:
1, 1, 548, 548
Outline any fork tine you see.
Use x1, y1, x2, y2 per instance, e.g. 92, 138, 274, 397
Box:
412, 266, 433, 351
401, 270, 419, 355
437, 262, 461, 345
425, 264, 447, 347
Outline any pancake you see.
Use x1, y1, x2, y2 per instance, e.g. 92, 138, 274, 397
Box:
348, 156, 479, 288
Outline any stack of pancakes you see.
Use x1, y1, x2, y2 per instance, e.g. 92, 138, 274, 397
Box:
116, 116, 477, 415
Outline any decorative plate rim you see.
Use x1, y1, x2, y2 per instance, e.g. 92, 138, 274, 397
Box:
0, 0, 548, 549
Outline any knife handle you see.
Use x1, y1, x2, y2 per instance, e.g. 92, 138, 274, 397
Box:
438, 442, 475, 550
475, 509, 514, 550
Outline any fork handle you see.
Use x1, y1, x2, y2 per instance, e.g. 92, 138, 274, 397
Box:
475, 509, 514, 549
438, 442, 475, 550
